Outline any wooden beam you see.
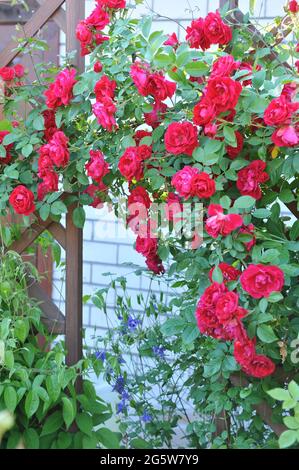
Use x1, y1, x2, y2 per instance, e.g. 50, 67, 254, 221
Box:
65, 204, 83, 389
9, 218, 52, 254
35, 0, 66, 33
27, 276, 65, 335
66, 0, 85, 73
48, 222, 66, 250
0, 0, 65, 67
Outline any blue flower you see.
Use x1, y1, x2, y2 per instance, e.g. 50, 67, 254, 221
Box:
113, 375, 125, 394
141, 411, 152, 423
95, 350, 106, 362
152, 346, 165, 359
127, 315, 141, 331
117, 400, 127, 414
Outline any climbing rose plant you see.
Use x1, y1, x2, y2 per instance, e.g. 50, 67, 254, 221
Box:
0, 0, 299, 447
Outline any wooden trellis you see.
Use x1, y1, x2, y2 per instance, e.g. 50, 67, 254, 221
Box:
0, 0, 85, 387
0, 0, 298, 436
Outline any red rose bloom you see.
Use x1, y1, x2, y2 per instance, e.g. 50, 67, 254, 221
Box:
48, 131, 70, 168
234, 337, 275, 378
205, 204, 243, 238
190, 172, 216, 199
240, 264, 284, 299
94, 61, 103, 73
215, 291, 239, 322
118, 147, 144, 181
237, 160, 269, 200
45, 68, 77, 109
239, 62, 262, 86
146, 254, 165, 275
135, 235, 158, 257
209, 263, 241, 283
144, 101, 168, 129
43, 109, 60, 141
171, 166, 199, 198
193, 98, 216, 126
92, 99, 117, 132
264, 95, 299, 126
97, 0, 126, 8
164, 32, 179, 48
165, 122, 198, 156
226, 131, 244, 158
128, 186, 151, 214
272, 125, 299, 147
288, 1, 299, 13
210, 55, 240, 79
94, 75, 116, 101
134, 130, 152, 146
0, 67, 15, 82
14, 64, 25, 78
144, 72, 176, 102
137, 144, 152, 161
84, 184, 105, 209
85, 5, 110, 29
37, 171, 59, 201
86, 150, 109, 184
205, 77, 242, 114
9, 185, 35, 216
186, 18, 211, 50
200, 282, 228, 308
203, 11, 232, 46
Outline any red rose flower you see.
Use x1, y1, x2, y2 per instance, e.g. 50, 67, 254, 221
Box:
205, 204, 243, 238
239, 62, 262, 86
9, 185, 35, 216
92, 99, 117, 132
203, 11, 232, 46
0, 67, 15, 82
13, 64, 25, 78
37, 171, 59, 201
209, 263, 241, 283
226, 131, 244, 158
137, 144, 152, 161
237, 160, 269, 200
128, 186, 151, 213
288, 1, 299, 13
135, 235, 158, 257
200, 282, 228, 308
272, 125, 299, 147
164, 32, 179, 48
186, 18, 211, 50
240, 264, 284, 299
85, 5, 110, 29
94, 75, 116, 101
118, 147, 144, 181
86, 149, 109, 184
193, 98, 216, 126
76, 21, 93, 45
144, 72, 176, 102
43, 109, 60, 141
146, 254, 165, 275
165, 122, 198, 156
171, 166, 199, 198
144, 101, 168, 129
134, 130, 152, 146
190, 171, 216, 199
215, 291, 239, 322
97, 0, 126, 8
205, 77, 242, 114
264, 95, 299, 126
94, 61, 103, 73
45, 68, 77, 109
48, 131, 70, 168
210, 55, 240, 79
234, 337, 275, 378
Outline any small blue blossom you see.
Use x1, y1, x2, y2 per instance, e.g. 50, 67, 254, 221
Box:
118, 355, 126, 364
121, 390, 130, 401
117, 400, 127, 414
95, 350, 106, 362
141, 411, 152, 423
152, 346, 165, 359
127, 315, 141, 331
113, 375, 125, 394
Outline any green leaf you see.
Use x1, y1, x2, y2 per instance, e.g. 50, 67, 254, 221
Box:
220, 195, 231, 210
73, 207, 86, 228
288, 381, 299, 401
39, 204, 50, 221
185, 61, 209, 77
141, 16, 152, 38
4, 386, 17, 412
290, 220, 299, 241
21, 143, 33, 158
267, 291, 283, 303
33, 115, 45, 131
131, 438, 151, 449
223, 127, 237, 146
233, 196, 256, 209
4, 350, 14, 369
76, 413, 93, 437
97, 427, 120, 449
182, 325, 199, 344
0, 144, 6, 158
62, 397, 75, 430
212, 266, 223, 283
279, 430, 297, 449
257, 324, 278, 343
283, 416, 299, 430
253, 209, 271, 219
51, 200, 67, 216
23, 428, 39, 449
267, 388, 290, 401
15, 318, 29, 343
41, 411, 63, 436
25, 390, 40, 418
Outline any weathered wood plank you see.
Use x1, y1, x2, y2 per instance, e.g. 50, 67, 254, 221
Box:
35, 0, 66, 33
66, 0, 85, 73
0, 0, 65, 67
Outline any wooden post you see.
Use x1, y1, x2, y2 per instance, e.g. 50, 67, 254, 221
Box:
219, 0, 239, 8
65, 0, 85, 388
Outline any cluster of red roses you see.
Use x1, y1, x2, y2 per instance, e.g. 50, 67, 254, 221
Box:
44, 68, 77, 109
196, 262, 284, 377
171, 165, 215, 200
92, 75, 117, 131
130, 61, 176, 129
127, 186, 164, 275
76, 0, 126, 56
264, 93, 299, 148
186, 11, 232, 51
84, 149, 109, 208
118, 144, 152, 182
0, 64, 25, 83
